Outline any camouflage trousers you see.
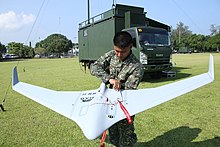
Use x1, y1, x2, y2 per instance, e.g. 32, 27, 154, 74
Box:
109, 115, 137, 147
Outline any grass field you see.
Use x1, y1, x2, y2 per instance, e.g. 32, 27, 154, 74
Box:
0, 53, 220, 146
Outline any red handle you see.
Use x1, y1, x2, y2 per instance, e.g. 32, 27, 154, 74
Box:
118, 100, 132, 124
100, 130, 107, 147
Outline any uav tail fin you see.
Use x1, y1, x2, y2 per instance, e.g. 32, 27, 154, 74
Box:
12, 66, 19, 86
208, 54, 214, 81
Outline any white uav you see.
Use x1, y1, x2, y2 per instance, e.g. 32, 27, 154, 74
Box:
12, 55, 214, 140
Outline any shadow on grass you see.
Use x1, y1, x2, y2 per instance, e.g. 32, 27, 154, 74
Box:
142, 66, 192, 83
137, 126, 220, 147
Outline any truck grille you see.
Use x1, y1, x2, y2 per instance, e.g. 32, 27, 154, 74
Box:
148, 58, 170, 65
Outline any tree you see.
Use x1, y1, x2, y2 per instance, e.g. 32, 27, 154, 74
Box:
170, 22, 220, 52
35, 47, 46, 55
35, 34, 72, 56
186, 34, 207, 52
7, 42, 35, 58
0, 42, 7, 54
206, 33, 220, 52
170, 22, 192, 50
210, 24, 220, 36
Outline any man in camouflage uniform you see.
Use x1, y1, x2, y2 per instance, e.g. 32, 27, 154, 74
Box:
91, 31, 144, 147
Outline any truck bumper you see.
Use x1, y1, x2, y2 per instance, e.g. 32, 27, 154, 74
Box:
143, 63, 172, 73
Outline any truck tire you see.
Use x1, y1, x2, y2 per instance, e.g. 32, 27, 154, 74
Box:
89, 62, 94, 75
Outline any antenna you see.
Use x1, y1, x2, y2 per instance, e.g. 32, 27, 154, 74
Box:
88, 0, 90, 24
112, 0, 116, 8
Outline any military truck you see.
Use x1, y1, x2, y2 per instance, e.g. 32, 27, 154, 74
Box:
78, 4, 172, 78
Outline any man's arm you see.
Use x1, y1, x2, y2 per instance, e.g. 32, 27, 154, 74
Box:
90, 51, 113, 84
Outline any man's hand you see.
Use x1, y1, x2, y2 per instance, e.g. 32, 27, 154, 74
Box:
109, 79, 121, 91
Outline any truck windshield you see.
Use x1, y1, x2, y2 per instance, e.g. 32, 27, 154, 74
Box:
138, 28, 170, 46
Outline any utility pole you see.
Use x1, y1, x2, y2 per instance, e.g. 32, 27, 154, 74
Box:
59, 17, 61, 33
88, 0, 90, 24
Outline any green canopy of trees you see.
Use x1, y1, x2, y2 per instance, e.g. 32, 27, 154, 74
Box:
35, 34, 72, 56
171, 22, 220, 52
0, 42, 6, 59
0, 42, 6, 54
7, 42, 35, 58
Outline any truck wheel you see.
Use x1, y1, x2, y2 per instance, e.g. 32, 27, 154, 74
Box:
89, 62, 94, 74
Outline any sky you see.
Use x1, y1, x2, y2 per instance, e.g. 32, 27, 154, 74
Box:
0, 0, 220, 46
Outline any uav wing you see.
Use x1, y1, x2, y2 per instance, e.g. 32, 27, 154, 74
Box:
118, 54, 215, 117
12, 67, 81, 119
12, 54, 214, 140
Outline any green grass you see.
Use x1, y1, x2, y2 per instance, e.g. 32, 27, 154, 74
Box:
0, 54, 220, 146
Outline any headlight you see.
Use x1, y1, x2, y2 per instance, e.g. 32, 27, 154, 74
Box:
140, 52, 148, 64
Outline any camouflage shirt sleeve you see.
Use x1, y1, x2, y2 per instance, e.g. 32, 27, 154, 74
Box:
90, 51, 114, 83
124, 63, 144, 90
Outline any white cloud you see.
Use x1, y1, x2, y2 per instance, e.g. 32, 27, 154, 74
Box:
0, 11, 35, 30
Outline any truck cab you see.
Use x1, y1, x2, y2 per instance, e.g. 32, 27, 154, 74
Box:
124, 26, 172, 76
